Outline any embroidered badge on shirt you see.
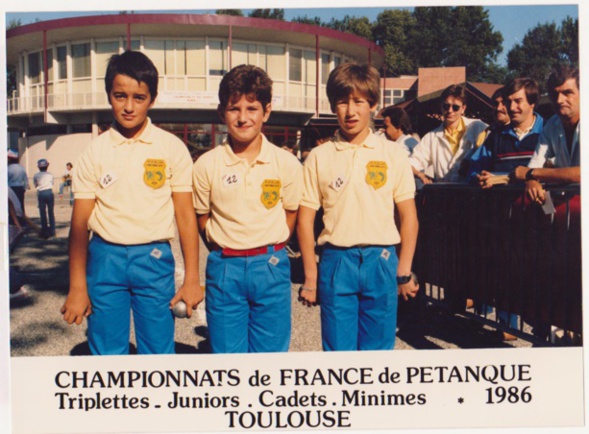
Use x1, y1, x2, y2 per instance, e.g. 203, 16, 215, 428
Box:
223, 173, 241, 187
99, 171, 118, 189
366, 161, 388, 190
260, 179, 281, 209
144, 159, 167, 189
329, 173, 346, 191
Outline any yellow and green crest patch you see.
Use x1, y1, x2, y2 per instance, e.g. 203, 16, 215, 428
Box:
260, 179, 281, 209
143, 159, 166, 189
365, 160, 388, 190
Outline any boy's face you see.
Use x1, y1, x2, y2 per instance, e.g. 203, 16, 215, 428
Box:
334, 92, 376, 145
220, 94, 271, 147
108, 74, 154, 139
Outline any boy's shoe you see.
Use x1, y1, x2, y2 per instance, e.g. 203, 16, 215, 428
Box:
10, 285, 30, 301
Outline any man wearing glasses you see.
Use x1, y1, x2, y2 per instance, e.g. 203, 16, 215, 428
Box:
409, 84, 487, 184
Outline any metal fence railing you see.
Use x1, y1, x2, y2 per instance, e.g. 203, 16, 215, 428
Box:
414, 183, 582, 346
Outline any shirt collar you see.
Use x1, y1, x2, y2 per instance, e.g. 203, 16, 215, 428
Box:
222, 133, 272, 166
333, 130, 377, 151
109, 117, 155, 146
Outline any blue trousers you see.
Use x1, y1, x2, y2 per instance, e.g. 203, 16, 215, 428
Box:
205, 247, 291, 353
37, 189, 55, 236
86, 236, 176, 355
319, 245, 399, 351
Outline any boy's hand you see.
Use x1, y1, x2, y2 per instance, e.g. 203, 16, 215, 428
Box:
61, 290, 92, 325
170, 283, 204, 319
298, 287, 318, 307
398, 280, 419, 302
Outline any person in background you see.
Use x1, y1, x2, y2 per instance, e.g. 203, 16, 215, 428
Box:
409, 84, 488, 184
7, 149, 30, 215
33, 159, 56, 239
381, 106, 418, 156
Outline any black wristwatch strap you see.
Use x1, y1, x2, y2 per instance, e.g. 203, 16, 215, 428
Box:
397, 275, 412, 285
525, 169, 536, 181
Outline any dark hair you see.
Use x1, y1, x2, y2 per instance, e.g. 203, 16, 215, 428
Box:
326, 63, 380, 112
547, 64, 579, 93
491, 87, 504, 101
381, 106, 413, 135
105, 51, 159, 100
441, 84, 468, 105
503, 77, 539, 106
218, 64, 273, 111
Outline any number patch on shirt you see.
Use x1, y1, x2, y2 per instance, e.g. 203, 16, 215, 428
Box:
99, 171, 118, 189
222, 173, 241, 187
329, 173, 346, 191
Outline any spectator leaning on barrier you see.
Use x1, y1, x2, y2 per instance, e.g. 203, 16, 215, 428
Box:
511, 65, 580, 203
381, 106, 419, 156
467, 78, 544, 188
409, 84, 488, 185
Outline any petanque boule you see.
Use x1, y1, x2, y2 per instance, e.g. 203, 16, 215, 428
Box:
172, 300, 187, 318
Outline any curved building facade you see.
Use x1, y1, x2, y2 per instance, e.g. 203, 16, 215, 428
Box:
6, 13, 384, 175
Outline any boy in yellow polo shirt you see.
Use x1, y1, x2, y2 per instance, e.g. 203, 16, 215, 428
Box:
61, 51, 203, 355
297, 63, 419, 351
193, 65, 302, 353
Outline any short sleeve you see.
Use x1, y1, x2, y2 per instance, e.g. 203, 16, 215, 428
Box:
300, 150, 322, 210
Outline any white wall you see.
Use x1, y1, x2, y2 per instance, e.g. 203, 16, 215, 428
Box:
18, 133, 92, 190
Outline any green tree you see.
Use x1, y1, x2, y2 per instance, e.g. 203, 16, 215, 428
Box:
7, 18, 22, 29
507, 18, 577, 91
325, 15, 373, 41
406, 7, 503, 82
215, 9, 244, 17
291, 15, 323, 26
372, 10, 416, 76
249, 9, 285, 20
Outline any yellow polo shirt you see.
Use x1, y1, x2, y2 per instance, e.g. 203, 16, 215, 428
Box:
301, 131, 415, 247
73, 118, 193, 245
193, 134, 303, 250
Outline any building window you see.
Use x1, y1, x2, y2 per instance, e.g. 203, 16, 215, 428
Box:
290, 48, 302, 82
46, 50, 53, 83
96, 41, 119, 76
321, 53, 330, 85
57, 46, 67, 80
28, 52, 41, 84
263, 45, 285, 81
384, 89, 405, 106
186, 40, 206, 76
144, 39, 165, 76
209, 41, 227, 76
72, 43, 91, 78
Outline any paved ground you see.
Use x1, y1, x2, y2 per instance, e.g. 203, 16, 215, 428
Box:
8, 192, 533, 357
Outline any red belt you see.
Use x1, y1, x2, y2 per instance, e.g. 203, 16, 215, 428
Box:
217, 242, 287, 257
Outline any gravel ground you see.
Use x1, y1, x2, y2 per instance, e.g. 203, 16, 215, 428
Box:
8, 192, 533, 357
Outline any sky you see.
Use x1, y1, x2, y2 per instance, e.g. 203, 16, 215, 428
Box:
4, 3, 579, 67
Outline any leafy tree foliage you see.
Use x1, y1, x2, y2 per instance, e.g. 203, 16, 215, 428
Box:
291, 15, 323, 26
325, 15, 373, 41
249, 9, 285, 20
7, 18, 22, 29
215, 9, 244, 17
372, 10, 415, 76
405, 7, 503, 82
507, 18, 578, 91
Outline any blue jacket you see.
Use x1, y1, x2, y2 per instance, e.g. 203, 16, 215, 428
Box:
466, 114, 544, 183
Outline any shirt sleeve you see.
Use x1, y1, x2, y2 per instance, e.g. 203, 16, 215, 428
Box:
392, 148, 416, 204
72, 144, 99, 200
300, 149, 322, 210
527, 129, 551, 169
409, 134, 432, 172
281, 156, 303, 211
192, 156, 211, 214
169, 136, 193, 193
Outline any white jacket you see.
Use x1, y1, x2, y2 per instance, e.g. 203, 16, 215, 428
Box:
410, 117, 488, 182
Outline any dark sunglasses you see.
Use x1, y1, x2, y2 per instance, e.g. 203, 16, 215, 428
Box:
442, 103, 462, 112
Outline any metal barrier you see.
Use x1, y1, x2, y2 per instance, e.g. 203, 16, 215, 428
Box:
414, 183, 581, 345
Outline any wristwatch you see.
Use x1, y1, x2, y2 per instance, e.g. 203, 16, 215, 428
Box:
397, 274, 412, 285
525, 169, 536, 181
